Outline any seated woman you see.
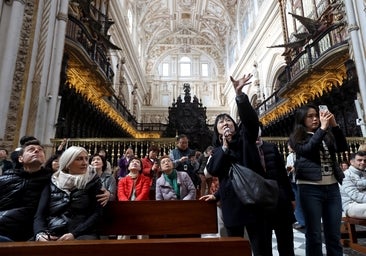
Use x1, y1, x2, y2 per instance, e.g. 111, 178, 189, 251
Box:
34, 146, 103, 241
117, 157, 150, 239
117, 157, 150, 201
155, 155, 196, 200
44, 153, 61, 172
90, 153, 116, 201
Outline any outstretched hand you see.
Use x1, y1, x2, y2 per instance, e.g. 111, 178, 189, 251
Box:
230, 74, 253, 96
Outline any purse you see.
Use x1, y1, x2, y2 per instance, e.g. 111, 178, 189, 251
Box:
229, 163, 279, 209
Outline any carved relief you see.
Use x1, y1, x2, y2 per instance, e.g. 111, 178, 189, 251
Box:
6, 1, 35, 143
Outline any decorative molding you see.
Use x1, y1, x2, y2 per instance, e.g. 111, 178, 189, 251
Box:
7, 0, 35, 147
260, 60, 347, 126
67, 67, 161, 139
57, 12, 68, 22
26, 0, 51, 134
348, 24, 359, 32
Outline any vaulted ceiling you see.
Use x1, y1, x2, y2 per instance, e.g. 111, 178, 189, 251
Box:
134, 0, 238, 74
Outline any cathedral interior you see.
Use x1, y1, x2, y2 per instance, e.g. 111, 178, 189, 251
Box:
0, 0, 365, 163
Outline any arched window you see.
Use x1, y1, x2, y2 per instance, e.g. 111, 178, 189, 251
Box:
179, 56, 191, 76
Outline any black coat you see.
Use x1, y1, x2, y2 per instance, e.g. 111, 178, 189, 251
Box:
33, 174, 103, 238
0, 168, 52, 241
206, 93, 265, 227
260, 141, 296, 224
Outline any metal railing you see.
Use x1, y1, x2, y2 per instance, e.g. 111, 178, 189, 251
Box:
51, 138, 177, 167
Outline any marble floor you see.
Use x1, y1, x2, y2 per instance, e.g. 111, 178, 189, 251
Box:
271, 227, 365, 256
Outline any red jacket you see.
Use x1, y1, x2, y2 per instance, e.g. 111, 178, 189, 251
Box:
117, 174, 150, 201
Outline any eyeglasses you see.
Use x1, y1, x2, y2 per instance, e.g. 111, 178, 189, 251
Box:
160, 158, 172, 164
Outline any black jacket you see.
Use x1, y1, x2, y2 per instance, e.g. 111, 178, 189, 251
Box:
294, 126, 348, 183
0, 167, 52, 241
207, 93, 265, 227
33, 174, 103, 238
260, 141, 296, 223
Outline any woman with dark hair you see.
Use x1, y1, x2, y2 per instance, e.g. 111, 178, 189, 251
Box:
200, 74, 270, 256
141, 145, 160, 199
117, 157, 150, 201
44, 154, 61, 172
289, 104, 348, 256
91, 153, 116, 202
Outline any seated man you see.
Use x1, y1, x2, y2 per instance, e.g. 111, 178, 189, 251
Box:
0, 139, 52, 241
340, 151, 366, 219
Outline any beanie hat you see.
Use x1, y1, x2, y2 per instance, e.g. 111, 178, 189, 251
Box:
58, 146, 88, 173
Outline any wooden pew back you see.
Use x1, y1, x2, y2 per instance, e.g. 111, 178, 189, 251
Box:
100, 200, 218, 236
0, 200, 252, 256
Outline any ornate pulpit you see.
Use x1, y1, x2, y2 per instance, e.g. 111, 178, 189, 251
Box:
163, 83, 213, 152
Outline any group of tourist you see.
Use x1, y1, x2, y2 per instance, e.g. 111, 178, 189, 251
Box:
0, 72, 361, 256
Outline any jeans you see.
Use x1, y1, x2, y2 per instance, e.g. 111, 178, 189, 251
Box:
291, 182, 305, 226
0, 235, 13, 242
298, 183, 343, 256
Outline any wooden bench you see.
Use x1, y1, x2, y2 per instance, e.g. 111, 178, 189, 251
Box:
0, 200, 251, 256
342, 216, 366, 253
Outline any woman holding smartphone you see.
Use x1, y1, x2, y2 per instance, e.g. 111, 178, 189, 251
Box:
289, 104, 348, 256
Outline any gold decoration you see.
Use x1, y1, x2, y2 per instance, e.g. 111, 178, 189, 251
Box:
260, 54, 347, 126
66, 59, 161, 139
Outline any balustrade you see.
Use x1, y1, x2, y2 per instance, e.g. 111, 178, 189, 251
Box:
51, 137, 366, 168
51, 138, 177, 167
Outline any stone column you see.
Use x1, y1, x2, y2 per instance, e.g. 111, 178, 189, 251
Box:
41, 0, 69, 144
0, 0, 25, 139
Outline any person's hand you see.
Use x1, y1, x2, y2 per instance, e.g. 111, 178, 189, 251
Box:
328, 113, 338, 127
36, 232, 58, 241
57, 138, 68, 151
230, 74, 253, 96
97, 188, 110, 207
58, 233, 75, 241
319, 110, 332, 130
152, 161, 159, 171
223, 126, 233, 144
180, 156, 188, 162
199, 194, 216, 201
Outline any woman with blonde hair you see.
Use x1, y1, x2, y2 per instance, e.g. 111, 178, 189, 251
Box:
34, 146, 103, 241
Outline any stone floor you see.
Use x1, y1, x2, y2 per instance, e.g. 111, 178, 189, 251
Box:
271, 227, 366, 256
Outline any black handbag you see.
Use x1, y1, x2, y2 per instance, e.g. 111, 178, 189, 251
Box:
229, 163, 279, 209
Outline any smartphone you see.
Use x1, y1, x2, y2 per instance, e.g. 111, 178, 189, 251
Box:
319, 105, 328, 112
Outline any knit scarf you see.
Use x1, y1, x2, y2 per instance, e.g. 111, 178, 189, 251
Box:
163, 169, 180, 199
52, 166, 96, 194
